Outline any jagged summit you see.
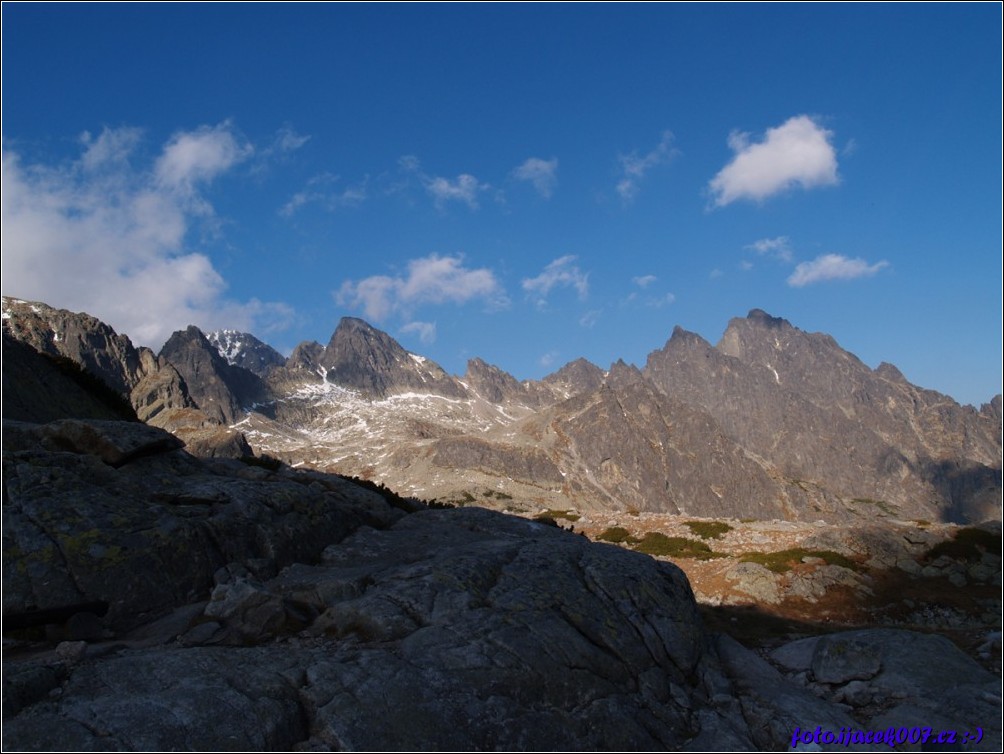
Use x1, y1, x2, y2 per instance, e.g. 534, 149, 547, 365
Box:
207, 329, 285, 377
745, 308, 790, 329
160, 325, 269, 425
464, 357, 523, 404
542, 357, 605, 396
321, 316, 465, 399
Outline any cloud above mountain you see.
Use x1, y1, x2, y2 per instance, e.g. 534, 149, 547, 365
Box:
745, 236, 794, 263
337, 253, 506, 322
616, 131, 677, 203
522, 255, 589, 305
0, 123, 293, 348
709, 115, 839, 206
787, 253, 889, 287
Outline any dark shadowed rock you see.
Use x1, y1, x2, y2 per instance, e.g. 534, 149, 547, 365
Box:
286, 339, 325, 372
159, 325, 271, 425
1, 333, 138, 423
1, 297, 146, 396
768, 629, 1001, 750
2, 418, 402, 631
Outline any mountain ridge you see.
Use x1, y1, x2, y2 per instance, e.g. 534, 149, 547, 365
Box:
3, 295, 1000, 525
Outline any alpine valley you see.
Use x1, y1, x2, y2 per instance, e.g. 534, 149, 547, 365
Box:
2, 295, 1002, 751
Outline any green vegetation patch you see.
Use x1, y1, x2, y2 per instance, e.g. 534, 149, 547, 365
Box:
537, 509, 580, 522
684, 520, 733, 540
632, 533, 723, 560
739, 548, 861, 574
482, 489, 513, 500
925, 527, 1001, 562
596, 526, 638, 544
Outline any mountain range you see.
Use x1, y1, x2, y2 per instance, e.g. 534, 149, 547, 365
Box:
3, 296, 1000, 524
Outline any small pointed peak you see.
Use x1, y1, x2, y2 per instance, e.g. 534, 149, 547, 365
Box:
745, 309, 790, 329
875, 361, 906, 383
608, 359, 641, 378
335, 316, 379, 333
668, 324, 710, 344
466, 356, 490, 371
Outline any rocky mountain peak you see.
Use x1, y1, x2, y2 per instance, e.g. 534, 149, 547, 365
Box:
746, 308, 791, 329
286, 340, 325, 372
207, 329, 286, 377
605, 359, 644, 388
542, 357, 605, 396
464, 357, 523, 404
159, 325, 269, 425
321, 317, 465, 399
717, 309, 795, 361
663, 325, 714, 354
875, 361, 907, 383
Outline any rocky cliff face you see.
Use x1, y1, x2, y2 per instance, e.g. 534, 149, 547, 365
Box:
643, 310, 1001, 524
2, 297, 149, 396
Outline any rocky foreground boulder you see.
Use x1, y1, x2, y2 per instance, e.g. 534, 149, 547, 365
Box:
3, 420, 1000, 750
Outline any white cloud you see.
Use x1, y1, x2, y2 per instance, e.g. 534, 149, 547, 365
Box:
397, 155, 489, 210
398, 154, 421, 173
522, 255, 589, 304
154, 122, 251, 198
649, 292, 676, 308
80, 127, 144, 172
512, 157, 558, 199
400, 320, 437, 344
280, 173, 366, 216
745, 236, 794, 262
579, 309, 602, 328
0, 124, 290, 349
424, 173, 487, 210
337, 253, 506, 322
273, 126, 310, 153
540, 350, 560, 368
787, 253, 889, 287
709, 115, 838, 207
616, 130, 677, 202
623, 284, 675, 309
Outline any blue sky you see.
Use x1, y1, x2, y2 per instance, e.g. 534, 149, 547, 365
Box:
2, 3, 1001, 406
